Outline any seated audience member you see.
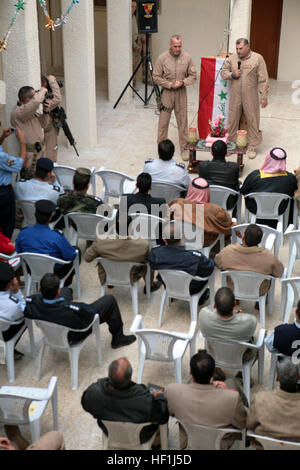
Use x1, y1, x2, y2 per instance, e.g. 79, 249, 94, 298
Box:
169, 177, 236, 248
0, 229, 15, 256
247, 357, 300, 445
14, 157, 64, 204
148, 222, 214, 298
143, 139, 190, 193
58, 167, 102, 215
264, 301, 300, 356
0, 126, 26, 239
25, 273, 136, 349
0, 429, 65, 451
198, 140, 240, 210
166, 349, 247, 449
15, 200, 77, 286
240, 147, 297, 226
119, 172, 167, 216
199, 287, 258, 382
84, 215, 161, 293
81, 357, 169, 448
0, 262, 26, 357
215, 223, 284, 296
293, 165, 300, 211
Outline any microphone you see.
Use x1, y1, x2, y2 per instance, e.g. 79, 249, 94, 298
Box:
238, 61, 241, 70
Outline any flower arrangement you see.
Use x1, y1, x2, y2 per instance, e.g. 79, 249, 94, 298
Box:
208, 115, 228, 138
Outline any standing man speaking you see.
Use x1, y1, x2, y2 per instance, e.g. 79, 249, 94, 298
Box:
153, 35, 197, 161
221, 38, 270, 160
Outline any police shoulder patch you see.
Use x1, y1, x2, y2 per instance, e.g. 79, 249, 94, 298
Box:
175, 162, 186, 169
25, 297, 33, 303
69, 304, 80, 312
53, 185, 60, 192
9, 294, 19, 304
192, 251, 202, 257
54, 229, 63, 235
144, 158, 154, 164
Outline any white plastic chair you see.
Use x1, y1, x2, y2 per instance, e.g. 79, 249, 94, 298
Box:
284, 224, 300, 278
150, 181, 184, 203
64, 210, 117, 245
130, 314, 197, 384
35, 315, 101, 391
179, 421, 243, 450
209, 185, 242, 221
280, 277, 300, 323
0, 318, 35, 383
0, 376, 58, 443
231, 223, 281, 258
173, 220, 224, 256
18, 252, 81, 299
0, 252, 21, 270
97, 257, 150, 315
91, 169, 136, 203
246, 430, 300, 450
199, 329, 266, 404
267, 352, 287, 390
244, 192, 292, 240
220, 270, 276, 327
16, 200, 61, 229
53, 164, 95, 192
129, 212, 166, 247
101, 420, 168, 450
157, 269, 215, 355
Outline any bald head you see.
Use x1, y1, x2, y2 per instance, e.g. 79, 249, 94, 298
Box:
108, 358, 132, 390
170, 35, 182, 57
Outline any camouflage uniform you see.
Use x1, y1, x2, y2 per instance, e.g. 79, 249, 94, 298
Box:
58, 191, 102, 215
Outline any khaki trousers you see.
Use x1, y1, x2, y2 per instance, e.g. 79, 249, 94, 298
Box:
45, 127, 59, 162
157, 87, 188, 153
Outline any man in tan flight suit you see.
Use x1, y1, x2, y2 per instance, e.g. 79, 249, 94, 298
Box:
11, 86, 50, 179
221, 38, 269, 160
153, 35, 197, 161
41, 74, 62, 162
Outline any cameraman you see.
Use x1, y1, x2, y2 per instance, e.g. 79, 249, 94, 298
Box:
10, 86, 51, 180
41, 75, 62, 162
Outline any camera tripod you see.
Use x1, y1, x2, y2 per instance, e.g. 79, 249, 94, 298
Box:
113, 32, 159, 109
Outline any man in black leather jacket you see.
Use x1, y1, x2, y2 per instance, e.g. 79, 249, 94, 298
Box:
198, 140, 240, 209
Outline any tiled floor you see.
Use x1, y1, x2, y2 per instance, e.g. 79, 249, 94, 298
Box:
1, 69, 300, 449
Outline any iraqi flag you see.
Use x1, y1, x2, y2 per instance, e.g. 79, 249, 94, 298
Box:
197, 57, 231, 139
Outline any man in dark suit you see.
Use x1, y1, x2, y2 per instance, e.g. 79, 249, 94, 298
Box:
120, 172, 167, 217
198, 140, 240, 209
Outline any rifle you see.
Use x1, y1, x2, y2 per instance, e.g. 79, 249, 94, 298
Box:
52, 106, 79, 157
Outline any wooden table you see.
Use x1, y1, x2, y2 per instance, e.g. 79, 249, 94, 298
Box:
186, 140, 248, 176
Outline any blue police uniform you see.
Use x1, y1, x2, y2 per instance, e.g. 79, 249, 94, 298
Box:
148, 244, 214, 295
15, 224, 77, 267
0, 145, 23, 238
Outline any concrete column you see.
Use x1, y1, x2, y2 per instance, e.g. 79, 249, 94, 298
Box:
228, 0, 252, 53
62, 0, 97, 149
0, 0, 41, 154
107, 0, 132, 104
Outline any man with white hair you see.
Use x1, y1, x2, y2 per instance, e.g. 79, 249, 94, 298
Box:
247, 357, 300, 443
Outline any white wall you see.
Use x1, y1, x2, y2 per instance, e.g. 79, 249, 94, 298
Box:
151, 0, 230, 72
93, 0, 230, 74
278, 0, 300, 81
